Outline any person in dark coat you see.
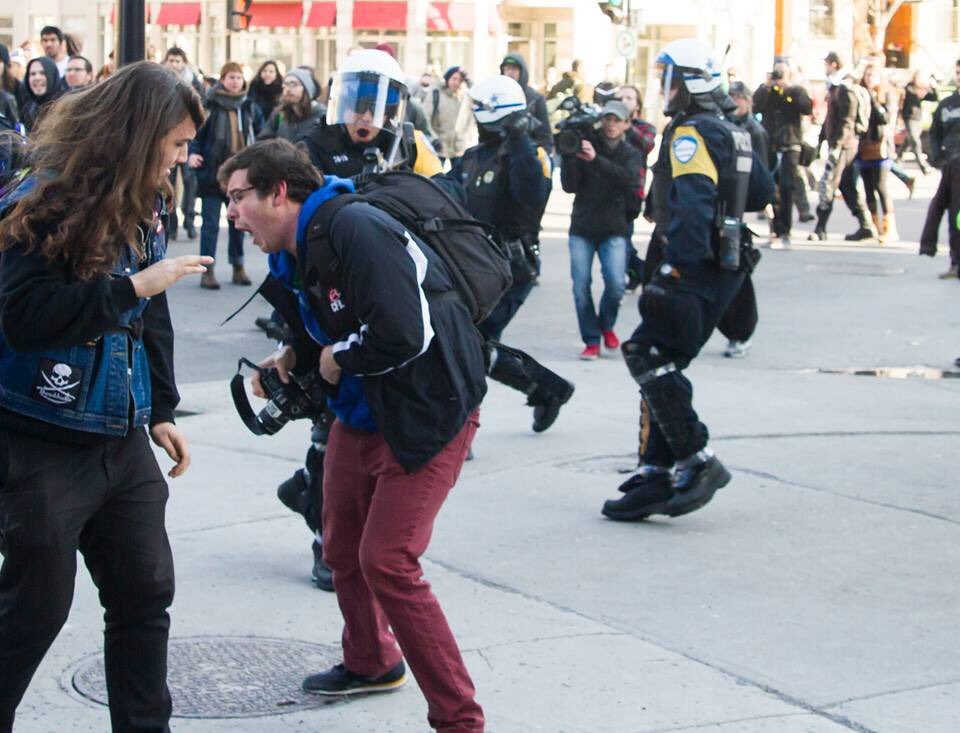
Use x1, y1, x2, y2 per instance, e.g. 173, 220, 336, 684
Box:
0, 44, 19, 125
187, 61, 263, 289
248, 60, 283, 122
19, 57, 63, 133
500, 52, 554, 154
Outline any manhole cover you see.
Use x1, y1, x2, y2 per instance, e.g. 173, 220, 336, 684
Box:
69, 636, 341, 718
812, 366, 960, 380
803, 262, 905, 276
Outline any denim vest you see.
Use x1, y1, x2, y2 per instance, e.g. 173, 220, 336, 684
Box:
0, 182, 166, 435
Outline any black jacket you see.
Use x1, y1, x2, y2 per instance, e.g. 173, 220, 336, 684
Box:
19, 57, 64, 133
560, 135, 642, 239
0, 224, 178, 445
499, 52, 554, 154
752, 82, 812, 151
901, 83, 937, 123
189, 86, 263, 197
298, 200, 486, 472
929, 91, 960, 167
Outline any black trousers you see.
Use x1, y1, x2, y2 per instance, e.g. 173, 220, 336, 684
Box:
0, 428, 174, 733
717, 275, 758, 343
631, 265, 746, 467
770, 148, 799, 236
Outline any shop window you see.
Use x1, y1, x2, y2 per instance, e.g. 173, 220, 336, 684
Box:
810, 0, 835, 38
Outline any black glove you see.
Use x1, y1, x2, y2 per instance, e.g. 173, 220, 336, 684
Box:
502, 110, 534, 137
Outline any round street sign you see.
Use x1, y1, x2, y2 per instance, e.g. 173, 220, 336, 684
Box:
616, 29, 637, 59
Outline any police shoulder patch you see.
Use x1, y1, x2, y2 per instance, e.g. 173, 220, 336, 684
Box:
672, 135, 699, 163
669, 125, 718, 183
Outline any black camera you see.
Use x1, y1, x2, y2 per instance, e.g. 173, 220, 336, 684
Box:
230, 357, 328, 436
770, 69, 784, 81
554, 95, 600, 156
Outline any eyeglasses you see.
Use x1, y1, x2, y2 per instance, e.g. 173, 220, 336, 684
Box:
228, 186, 255, 204
281, 80, 302, 89
66, 67, 86, 73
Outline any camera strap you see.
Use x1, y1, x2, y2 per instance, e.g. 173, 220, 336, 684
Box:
230, 358, 269, 436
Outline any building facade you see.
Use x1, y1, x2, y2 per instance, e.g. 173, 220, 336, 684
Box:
0, 1, 958, 102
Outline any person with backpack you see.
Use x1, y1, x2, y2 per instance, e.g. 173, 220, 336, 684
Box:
422, 66, 474, 164
220, 138, 486, 733
449, 74, 574, 431
810, 52, 875, 241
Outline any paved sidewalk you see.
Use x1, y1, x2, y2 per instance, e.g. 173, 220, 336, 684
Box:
11, 177, 960, 732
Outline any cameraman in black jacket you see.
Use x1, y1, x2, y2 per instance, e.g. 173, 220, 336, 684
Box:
753, 61, 812, 247
561, 100, 642, 359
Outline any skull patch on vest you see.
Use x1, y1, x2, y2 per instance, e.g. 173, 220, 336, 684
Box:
33, 360, 83, 406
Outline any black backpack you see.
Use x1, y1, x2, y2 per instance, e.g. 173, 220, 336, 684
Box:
330, 170, 513, 324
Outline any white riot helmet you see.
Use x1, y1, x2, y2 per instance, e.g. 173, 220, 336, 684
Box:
656, 38, 724, 116
327, 49, 408, 137
469, 75, 527, 131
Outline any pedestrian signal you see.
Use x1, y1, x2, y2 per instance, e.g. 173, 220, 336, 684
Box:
228, 0, 252, 31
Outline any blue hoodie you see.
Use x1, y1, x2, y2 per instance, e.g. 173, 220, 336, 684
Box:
268, 176, 377, 432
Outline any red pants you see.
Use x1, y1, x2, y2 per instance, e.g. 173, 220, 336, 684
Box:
322, 413, 483, 732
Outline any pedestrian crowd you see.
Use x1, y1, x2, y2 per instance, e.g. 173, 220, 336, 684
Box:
0, 32, 958, 733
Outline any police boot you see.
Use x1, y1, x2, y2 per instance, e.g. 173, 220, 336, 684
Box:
808, 205, 831, 241
488, 343, 575, 433
601, 466, 673, 522
311, 538, 334, 592
664, 454, 731, 517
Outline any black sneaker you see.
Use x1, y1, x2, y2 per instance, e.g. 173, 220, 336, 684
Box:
844, 227, 876, 242
665, 456, 731, 517
255, 316, 286, 341
311, 539, 334, 593
302, 661, 407, 696
602, 469, 673, 521
531, 381, 575, 433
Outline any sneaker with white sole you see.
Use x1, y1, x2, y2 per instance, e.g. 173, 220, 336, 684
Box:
302, 661, 407, 696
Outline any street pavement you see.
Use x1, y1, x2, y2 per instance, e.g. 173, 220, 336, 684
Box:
11, 164, 960, 732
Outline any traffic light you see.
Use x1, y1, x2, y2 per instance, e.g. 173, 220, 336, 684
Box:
598, 0, 625, 23
228, 0, 252, 31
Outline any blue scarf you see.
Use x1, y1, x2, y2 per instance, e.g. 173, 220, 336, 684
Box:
268, 176, 377, 433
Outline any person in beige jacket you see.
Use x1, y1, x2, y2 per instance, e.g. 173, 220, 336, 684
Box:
423, 66, 476, 162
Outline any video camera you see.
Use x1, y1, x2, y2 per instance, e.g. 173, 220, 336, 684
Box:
554, 95, 600, 157
230, 357, 329, 436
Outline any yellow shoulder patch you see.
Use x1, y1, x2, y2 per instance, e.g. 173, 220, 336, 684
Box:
535, 146, 552, 179
413, 130, 444, 178
669, 126, 718, 184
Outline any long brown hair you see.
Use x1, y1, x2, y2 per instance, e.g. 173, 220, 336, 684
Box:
0, 61, 204, 279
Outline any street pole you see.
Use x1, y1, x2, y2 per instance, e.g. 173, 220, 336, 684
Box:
115, 0, 146, 67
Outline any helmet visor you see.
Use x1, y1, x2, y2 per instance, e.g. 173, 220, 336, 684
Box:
327, 70, 407, 135
660, 63, 675, 114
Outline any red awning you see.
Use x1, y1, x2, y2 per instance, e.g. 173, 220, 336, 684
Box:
248, 2, 303, 27
156, 3, 201, 26
427, 2, 473, 32
305, 1, 336, 28
352, 1, 407, 30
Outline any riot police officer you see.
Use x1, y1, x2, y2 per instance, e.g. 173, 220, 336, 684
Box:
601, 39, 774, 521
449, 75, 574, 431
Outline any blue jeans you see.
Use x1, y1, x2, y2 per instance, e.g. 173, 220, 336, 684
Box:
568, 234, 627, 345
200, 196, 244, 266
